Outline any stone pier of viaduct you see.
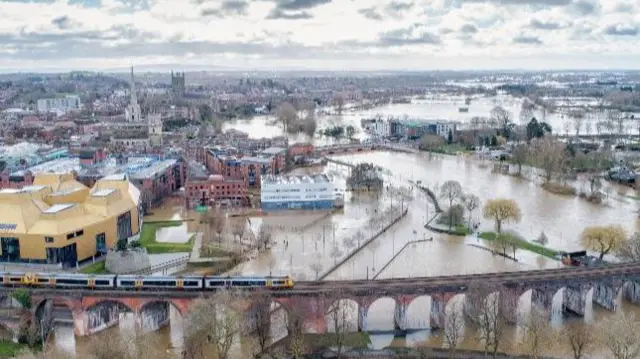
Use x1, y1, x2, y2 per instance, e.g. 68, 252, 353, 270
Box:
1, 264, 639, 337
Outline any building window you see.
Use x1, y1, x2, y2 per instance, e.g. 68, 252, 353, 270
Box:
0, 237, 20, 262
66, 233, 74, 240
76, 230, 84, 237
96, 233, 106, 255
117, 211, 133, 241
44, 237, 54, 243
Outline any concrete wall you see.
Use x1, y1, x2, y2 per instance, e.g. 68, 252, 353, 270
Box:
105, 248, 151, 274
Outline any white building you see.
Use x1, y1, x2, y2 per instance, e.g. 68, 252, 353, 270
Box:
260, 174, 335, 211
362, 118, 390, 137
37, 95, 81, 113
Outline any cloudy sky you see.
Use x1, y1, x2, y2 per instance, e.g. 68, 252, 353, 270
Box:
1, 0, 639, 71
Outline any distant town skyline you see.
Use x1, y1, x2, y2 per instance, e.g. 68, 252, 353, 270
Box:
1, 0, 639, 71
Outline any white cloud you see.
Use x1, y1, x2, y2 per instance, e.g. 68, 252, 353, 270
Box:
0, 0, 639, 71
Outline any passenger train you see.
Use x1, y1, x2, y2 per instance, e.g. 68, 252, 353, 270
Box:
0, 272, 294, 291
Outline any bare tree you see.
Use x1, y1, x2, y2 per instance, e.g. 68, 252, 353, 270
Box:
462, 193, 480, 230
327, 294, 354, 359
332, 93, 346, 115
518, 306, 555, 359
309, 257, 323, 280
277, 102, 298, 132
443, 301, 464, 356
490, 106, 512, 136
530, 135, 566, 183
440, 180, 463, 231
469, 286, 505, 357
256, 224, 273, 251
287, 306, 306, 359
565, 324, 595, 359
617, 232, 640, 262
183, 290, 244, 359
248, 291, 272, 355
607, 109, 624, 144
329, 245, 343, 264
599, 311, 640, 359
230, 218, 246, 242
204, 210, 226, 243
570, 109, 585, 138
510, 144, 529, 176
585, 120, 593, 137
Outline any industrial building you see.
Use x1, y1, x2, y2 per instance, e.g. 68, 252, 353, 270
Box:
0, 173, 141, 268
260, 174, 335, 211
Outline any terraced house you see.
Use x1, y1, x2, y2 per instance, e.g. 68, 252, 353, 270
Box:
0, 173, 142, 268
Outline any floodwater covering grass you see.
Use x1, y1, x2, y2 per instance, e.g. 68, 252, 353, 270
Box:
478, 231, 559, 259
79, 260, 107, 274
140, 221, 195, 254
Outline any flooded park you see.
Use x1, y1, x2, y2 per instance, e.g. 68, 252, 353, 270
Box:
45, 95, 640, 358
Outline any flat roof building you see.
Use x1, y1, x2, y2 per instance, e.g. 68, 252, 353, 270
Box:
0, 173, 141, 268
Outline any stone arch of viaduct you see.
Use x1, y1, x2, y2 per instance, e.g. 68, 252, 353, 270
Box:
31, 295, 193, 336
19, 275, 640, 337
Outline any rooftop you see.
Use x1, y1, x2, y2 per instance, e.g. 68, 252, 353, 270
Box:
261, 174, 331, 185
18, 156, 177, 180
0, 173, 141, 235
261, 147, 287, 155
43, 203, 75, 214
92, 188, 116, 197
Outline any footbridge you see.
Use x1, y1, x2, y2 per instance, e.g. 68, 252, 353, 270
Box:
5, 262, 640, 337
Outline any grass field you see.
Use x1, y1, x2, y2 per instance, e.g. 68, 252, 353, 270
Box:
139, 221, 195, 254
478, 231, 559, 259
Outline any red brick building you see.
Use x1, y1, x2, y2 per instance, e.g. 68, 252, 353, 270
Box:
203, 146, 286, 189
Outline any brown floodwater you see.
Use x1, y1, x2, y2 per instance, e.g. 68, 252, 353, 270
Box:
48, 112, 640, 358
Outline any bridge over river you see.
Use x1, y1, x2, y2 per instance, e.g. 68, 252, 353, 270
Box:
2, 262, 640, 337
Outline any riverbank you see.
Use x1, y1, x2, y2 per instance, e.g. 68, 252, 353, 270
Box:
478, 231, 560, 259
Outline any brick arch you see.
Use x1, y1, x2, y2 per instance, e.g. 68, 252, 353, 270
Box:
84, 299, 135, 314
32, 296, 82, 316
137, 298, 192, 317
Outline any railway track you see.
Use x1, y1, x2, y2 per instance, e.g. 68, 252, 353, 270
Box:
0, 262, 638, 298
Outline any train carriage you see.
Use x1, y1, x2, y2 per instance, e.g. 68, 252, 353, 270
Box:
32, 273, 116, 289
116, 275, 203, 290
203, 275, 294, 290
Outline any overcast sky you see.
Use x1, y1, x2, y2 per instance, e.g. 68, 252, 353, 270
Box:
1, 0, 639, 72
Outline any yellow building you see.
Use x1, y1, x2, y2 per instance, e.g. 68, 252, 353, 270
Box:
0, 173, 141, 268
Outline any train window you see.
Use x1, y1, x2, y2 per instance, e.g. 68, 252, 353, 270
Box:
95, 280, 111, 286
207, 280, 225, 286
37, 278, 48, 283
56, 279, 87, 285
9, 278, 21, 282
119, 280, 135, 286
274, 281, 284, 285
183, 281, 200, 286
146, 281, 176, 287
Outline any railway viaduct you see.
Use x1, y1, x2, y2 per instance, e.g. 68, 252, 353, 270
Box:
2, 263, 640, 337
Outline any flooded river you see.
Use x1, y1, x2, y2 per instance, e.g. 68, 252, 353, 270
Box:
48, 99, 640, 358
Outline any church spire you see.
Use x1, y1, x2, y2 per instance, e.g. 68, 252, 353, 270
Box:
130, 66, 137, 106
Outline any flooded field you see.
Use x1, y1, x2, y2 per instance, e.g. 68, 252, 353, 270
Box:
47, 97, 640, 358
